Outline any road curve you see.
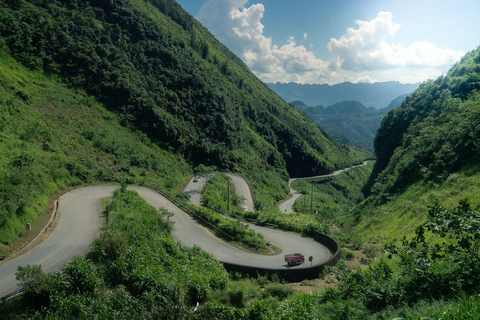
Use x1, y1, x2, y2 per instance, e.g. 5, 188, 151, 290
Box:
182, 176, 206, 207
225, 173, 255, 212
277, 161, 371, 213
129, 186, 329, 269
1, 185, 330, 297
0, 186, 106, 297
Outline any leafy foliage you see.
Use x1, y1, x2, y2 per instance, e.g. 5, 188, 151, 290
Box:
232, 209, 328, 236
3, 189, 230, 319
292, 162, 373, 220
425, 199, 480, 263
201, 173, 243, 213
185, 204, 266, 250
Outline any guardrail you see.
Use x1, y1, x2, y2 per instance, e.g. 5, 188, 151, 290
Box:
223, 230, 341, 281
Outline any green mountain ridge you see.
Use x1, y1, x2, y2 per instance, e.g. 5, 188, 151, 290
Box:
0, 0, 369, 181
1, 0, 480, 316
341, 46, 480, 241
367, 46, 480, 198
0, 0, 371, 248
0, 51, 190, 248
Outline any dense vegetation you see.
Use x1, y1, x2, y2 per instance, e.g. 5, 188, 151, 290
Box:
1, 189, 230, 319
200, 173, 243, 212
2, 0, 480, 318
367, 47, 480, 199
0, 52, 190, 255
199, 172, 330, 236
332, 47, 480, 242
0, 0, 373, 249
185, 204, 267, 251
292, 100, 396, 151
0, 0, 367, 182
3, 189, 480, 319
292, 162, 374, 220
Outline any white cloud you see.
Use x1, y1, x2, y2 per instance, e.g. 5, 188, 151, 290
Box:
197, 0, 330, 83
197, 2, 464, 84
327, 11, 463, 72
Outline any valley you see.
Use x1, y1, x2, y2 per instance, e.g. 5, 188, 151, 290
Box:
0, 0, 479, 318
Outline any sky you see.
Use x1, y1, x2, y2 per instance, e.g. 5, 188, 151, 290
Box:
175, 0, 480, 85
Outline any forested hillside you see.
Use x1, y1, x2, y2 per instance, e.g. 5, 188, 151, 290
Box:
0, 0, 368, 181
366, 46, 480, 199
0, 0, 371, 251
0, 52, 190, 254
337, 46, 480, 242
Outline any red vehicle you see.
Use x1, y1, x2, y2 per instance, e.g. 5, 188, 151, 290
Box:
285, 253, 305, 266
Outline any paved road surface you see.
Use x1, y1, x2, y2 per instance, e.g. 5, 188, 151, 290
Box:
277, 161, 370, 213
182, 176, 206, 206
225, 173, 255, 212
277, 179, 303, 214
0, 185, 330, 297
0, 186, 106, 297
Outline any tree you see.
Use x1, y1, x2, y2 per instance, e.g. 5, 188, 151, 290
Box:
194, 164, 216, 181
425, 199, 480, 263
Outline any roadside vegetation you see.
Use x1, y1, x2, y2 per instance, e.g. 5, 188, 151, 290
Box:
2, 189, 479, 319
185, 204, 267, 251
1, 0, 480, 318
199, 172, 329, 236
0, 0, 372, 251
200, 173, 244, 212
233, 210, 329, 236
291, 162, 374, 219
341, 163, 480, 243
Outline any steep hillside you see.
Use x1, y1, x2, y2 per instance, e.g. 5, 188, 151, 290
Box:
0, 52, 190, 253
367, 47, 480, 198
342, 46, 480, 242
0, 0, 369, 182
268, 81, 419, 109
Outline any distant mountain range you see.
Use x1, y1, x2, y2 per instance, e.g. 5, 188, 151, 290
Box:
267, 81, 419, 109
291, 95, 409, 151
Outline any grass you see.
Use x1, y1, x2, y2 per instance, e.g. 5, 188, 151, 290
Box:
201, 173, 244, 212
340, 162, 480, 243
291, 162, 373, 218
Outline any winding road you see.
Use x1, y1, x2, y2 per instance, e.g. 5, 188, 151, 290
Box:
277, 161, 371, 213
0, 183, 330, 298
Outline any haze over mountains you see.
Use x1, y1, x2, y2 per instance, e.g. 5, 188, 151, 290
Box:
291, 100, 391, 151
267, 81, 420, 110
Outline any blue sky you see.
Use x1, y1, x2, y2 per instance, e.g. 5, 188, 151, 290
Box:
176, 0, 480, 84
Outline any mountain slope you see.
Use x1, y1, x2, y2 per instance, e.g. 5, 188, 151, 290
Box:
366, 47, 480, 198
0, 52, 190, 252
0, 0, 369, 182
339, 46, 480, 242
291, 100, 402, 151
